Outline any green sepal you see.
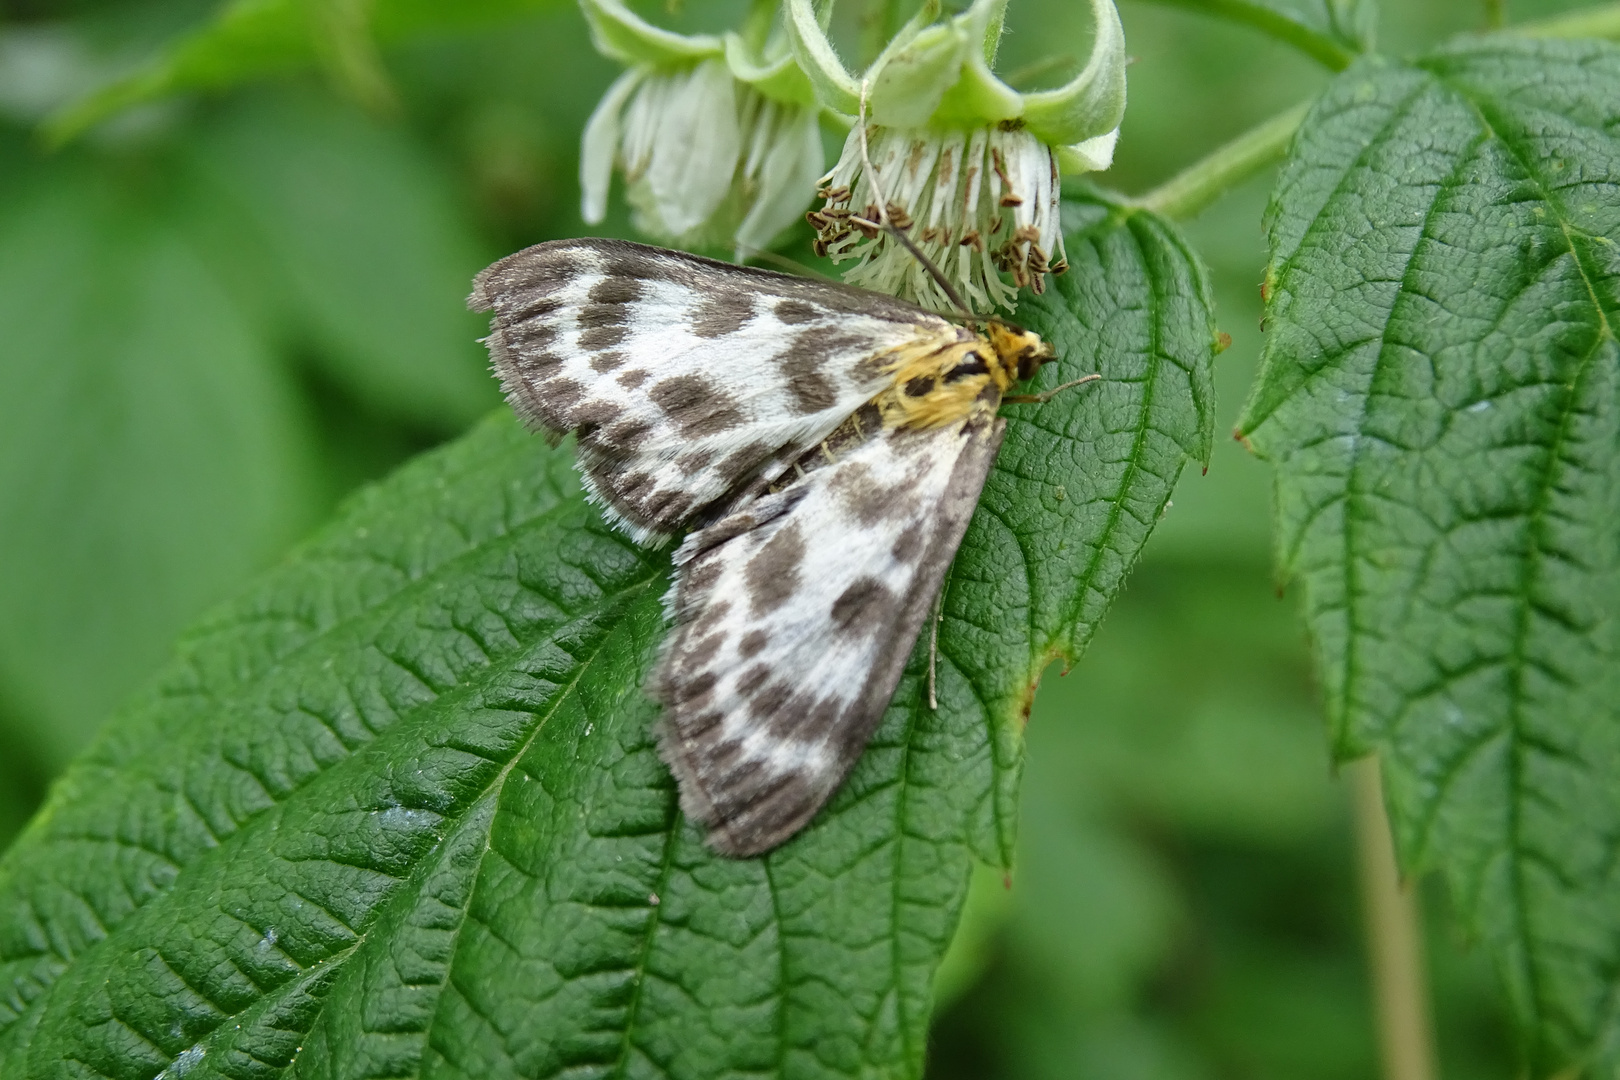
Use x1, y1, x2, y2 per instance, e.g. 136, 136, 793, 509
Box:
791, 0, 1123, 146
867, 21, 968, 128
723, 32, 816, 107
1021, 0, 1128, 145
784, 0, 860, 116
579, 0, 721, 66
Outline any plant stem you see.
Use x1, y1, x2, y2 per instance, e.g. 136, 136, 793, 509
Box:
1136, 101, 1309, 221
1483, 0, 1506, 28
1126, 0, 1358, 70
1349, 758, 1438, 1080
1515, 1, 1620, 39
1124, 1, 1620, 223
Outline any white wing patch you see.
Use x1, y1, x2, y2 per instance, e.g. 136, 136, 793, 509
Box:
651, 407, 1005, 856
470, 237, 966, 544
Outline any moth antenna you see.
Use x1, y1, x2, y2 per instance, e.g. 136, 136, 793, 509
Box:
856, 79, 982, 325
887, 225, 984, 326
1002, 373, 1103, 405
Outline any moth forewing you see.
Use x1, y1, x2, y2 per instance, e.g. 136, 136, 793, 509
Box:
469, 237, 967, 544
472, 236, 1073, 857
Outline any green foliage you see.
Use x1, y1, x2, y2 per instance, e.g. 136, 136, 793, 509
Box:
0, 91, 496, 771
0, 156, 321, 770
1128, 0, 1377, 70
8, 0, 1620, 1073
188, 91, 498, 428
0, 192, 1212, 1076
1238, 35, 1620, 1072
43, 0, 575, 143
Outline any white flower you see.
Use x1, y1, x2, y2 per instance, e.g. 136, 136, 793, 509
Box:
578, 0, 824, 257
786, 0, 1127, 311
810, 122, 1075, 313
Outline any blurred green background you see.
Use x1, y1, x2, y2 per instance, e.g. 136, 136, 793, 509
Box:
0, 0, 1594, 1074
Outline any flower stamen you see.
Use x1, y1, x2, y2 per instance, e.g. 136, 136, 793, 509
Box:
811, 122, 1071, 312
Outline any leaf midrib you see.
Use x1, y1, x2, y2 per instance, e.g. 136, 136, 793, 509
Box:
1329, 108, 1492, 750
608, 797, 680, 1080
1053, 211, 1172, 660
422, 576, 663, 1077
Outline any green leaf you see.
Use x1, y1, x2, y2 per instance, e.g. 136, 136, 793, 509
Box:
43, 0, 574, 143
0, 157, 320, 770
0, 191, 1211, 1078
1237, 38, 1620, 1073
956, 192, 1218, 859
1129, 0, 1373, 71
187, 91, 499, 429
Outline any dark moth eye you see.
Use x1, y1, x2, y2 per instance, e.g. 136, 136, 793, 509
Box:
944, 352, 991, 382
1016, 349, 1043, 382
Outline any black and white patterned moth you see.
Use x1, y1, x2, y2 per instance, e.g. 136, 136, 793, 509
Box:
471, 237, 1069, 856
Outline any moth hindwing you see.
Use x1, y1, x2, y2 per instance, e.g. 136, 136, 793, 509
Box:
471, 237, 1060, 856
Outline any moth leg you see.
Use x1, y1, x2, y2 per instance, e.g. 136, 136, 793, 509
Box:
928, 588, 944, 710
1002, 373, 1102, 405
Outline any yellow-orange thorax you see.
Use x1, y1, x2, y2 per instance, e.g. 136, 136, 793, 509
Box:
875, 320, 1056, 429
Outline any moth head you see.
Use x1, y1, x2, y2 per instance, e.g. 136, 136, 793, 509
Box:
985, 320, 1058, 385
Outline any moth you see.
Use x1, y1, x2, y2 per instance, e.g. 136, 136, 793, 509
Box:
470, 237, 1084, 856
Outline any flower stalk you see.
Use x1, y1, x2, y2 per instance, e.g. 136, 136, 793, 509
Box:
1136, 101, 1309, 221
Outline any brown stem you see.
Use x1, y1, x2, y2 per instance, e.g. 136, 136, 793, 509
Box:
1349, 757, 1439, 1080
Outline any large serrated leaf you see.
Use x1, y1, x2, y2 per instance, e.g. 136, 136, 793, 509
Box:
1238, 37, 1620, 1074
0, 193, 1211, 1078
